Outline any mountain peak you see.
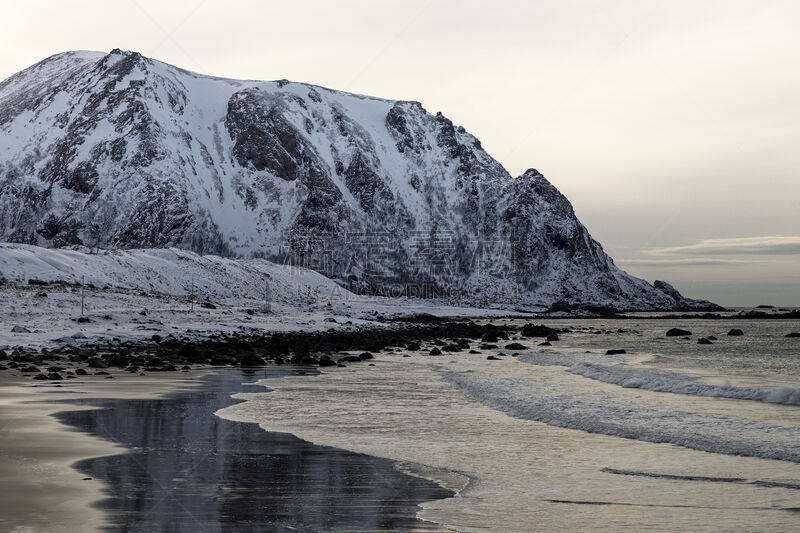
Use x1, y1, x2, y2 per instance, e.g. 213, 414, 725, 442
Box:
0, 51, 715, 310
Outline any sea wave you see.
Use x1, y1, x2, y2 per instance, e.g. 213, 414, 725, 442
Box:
518, 352, 800, 407
568, 363, 800, 406
443, 371, 800, 463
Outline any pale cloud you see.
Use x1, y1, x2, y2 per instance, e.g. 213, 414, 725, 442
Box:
644, 236, 800, 256
617, 257, 760, 266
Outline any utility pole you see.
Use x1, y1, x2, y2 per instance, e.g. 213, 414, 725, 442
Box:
264, 278, 271, 313
81, 275, 85, 316
190, 277, 194, 312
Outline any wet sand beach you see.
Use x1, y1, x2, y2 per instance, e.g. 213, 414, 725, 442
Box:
0, 369, 451, 532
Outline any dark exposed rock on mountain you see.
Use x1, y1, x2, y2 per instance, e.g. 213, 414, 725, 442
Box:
0, 49, 718, 310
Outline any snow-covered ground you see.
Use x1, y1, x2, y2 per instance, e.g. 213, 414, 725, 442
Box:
0, 243, 528, 352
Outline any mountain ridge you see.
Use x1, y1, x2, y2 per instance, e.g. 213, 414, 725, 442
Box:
0, 49, 720, 311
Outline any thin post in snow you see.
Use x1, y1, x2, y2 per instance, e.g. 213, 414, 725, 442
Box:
190, 277, 194, 312
264, 278, 271, 313
81, 275, 85, 316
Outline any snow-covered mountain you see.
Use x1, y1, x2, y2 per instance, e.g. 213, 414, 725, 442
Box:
0, 49, 716, 310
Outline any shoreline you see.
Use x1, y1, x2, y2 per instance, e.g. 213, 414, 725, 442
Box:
39, 368, 453, 532
2, 309, 799, 531
214, 322, 800, 531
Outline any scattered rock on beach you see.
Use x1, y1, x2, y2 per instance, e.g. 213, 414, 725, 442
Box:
486, 355, 501, 360
606, 349, 627, 355
87, 357, 109, 368
481, 331, 499, 343
11, 326, 31, 333
429, 347, 442, 356
786, 332, 800, 338
318, 355, 336, 367
698, 338, 713, 344
505, 343, 527, 350
727, 329, 744, 336
521, 324, 557, 338
666, 328, 692, 337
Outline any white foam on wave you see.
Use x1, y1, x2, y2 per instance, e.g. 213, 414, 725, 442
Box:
443, 371, 800, 463
519, 352, 800, 407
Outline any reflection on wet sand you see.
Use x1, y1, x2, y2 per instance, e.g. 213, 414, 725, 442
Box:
55, 369, 450, 532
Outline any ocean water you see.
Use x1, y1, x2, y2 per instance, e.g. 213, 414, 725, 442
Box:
217, 317, 800, 532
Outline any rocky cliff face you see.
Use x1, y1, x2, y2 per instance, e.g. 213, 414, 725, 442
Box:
0, 49, 718, 310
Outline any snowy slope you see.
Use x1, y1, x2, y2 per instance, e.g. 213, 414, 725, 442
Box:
0, 243, 351, 305
0, 49, 715, 310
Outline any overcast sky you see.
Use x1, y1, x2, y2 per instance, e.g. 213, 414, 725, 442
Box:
3, 0, 798, 306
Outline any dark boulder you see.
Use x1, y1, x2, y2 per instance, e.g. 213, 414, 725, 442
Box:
429, 347, 442, 356
87, 357, 109, 368
105, 354, 128, 367
727, 329, 744, 336
486, 355, 501, 361
606, 349, 626, 355
297, 355, 320, 366
698, 338, 713, 345
666, 328, 692, 337
521, 324, 556, 338
318, 355, 336, 367
786, 332, 800, 338
505, 343, 527, 350
481, 331, 499, 343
